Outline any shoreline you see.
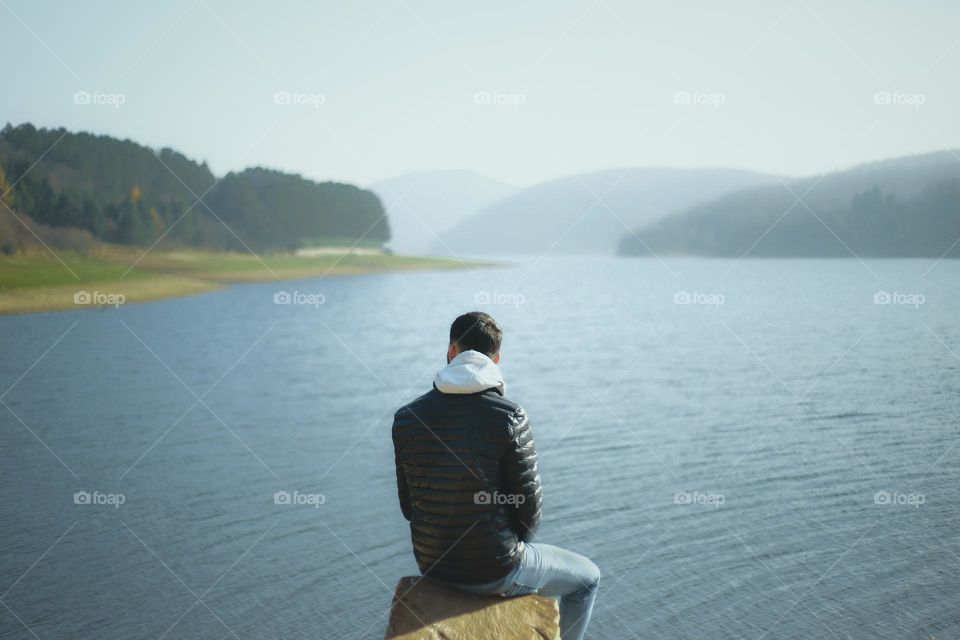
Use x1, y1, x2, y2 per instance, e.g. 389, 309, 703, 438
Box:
0, 248, 485, 316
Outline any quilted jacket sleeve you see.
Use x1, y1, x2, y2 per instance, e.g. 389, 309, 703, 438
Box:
500, 407, 543, 541
392, 411, 412, 522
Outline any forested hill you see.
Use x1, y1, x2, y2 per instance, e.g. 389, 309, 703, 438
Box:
0, 123, 389, 253
619, 151, 960, 258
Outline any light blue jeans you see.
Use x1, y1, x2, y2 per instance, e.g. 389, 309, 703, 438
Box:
443, 542, 600, 640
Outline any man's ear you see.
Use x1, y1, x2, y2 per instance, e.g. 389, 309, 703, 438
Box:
492, 352, 501, 364
447, 342, 459, 364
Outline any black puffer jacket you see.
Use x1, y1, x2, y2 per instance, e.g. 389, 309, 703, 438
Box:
392, 380, 543, 585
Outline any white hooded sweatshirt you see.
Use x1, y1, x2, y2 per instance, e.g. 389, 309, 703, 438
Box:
433, 349, 506, 395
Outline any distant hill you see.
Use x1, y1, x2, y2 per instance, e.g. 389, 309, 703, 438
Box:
434, 168, 778, 256
0, 123, 388, 254
206, 167, 388, 251
369, 170, 514, 255
619, 151, 960, 258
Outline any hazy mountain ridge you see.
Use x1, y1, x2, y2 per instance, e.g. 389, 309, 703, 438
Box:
619, 150, 960, 258
434, 167, 780, 256
370, 170, 515, 255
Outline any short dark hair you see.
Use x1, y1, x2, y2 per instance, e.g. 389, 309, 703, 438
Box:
449, 311, 502, 358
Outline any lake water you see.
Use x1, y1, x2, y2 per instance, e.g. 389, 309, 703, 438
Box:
1, 256, 957, 640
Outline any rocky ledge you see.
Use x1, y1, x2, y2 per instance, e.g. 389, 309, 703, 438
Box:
385, 576, 560, 640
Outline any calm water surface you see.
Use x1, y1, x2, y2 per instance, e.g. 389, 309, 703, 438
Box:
1, 256, 957, 639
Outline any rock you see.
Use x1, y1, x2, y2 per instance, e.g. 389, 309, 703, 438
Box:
384, 576, 560, 640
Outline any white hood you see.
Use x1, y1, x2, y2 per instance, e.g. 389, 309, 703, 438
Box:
434, 350, 506, 395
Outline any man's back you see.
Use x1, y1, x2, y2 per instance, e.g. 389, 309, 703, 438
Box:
393, 313, 598, 640
392, 355, 543, 585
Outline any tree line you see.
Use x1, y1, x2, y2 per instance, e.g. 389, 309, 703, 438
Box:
0, 123, 390, 254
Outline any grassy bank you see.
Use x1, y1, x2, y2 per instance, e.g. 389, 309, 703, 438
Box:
0, 246, 476, 315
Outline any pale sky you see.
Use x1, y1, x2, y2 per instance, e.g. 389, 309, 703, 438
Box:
3, 0, 958, 187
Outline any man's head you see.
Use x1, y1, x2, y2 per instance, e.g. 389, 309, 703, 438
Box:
448, 311, 502, 364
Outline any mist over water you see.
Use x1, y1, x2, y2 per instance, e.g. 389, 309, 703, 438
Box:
2, 256, 956, 639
